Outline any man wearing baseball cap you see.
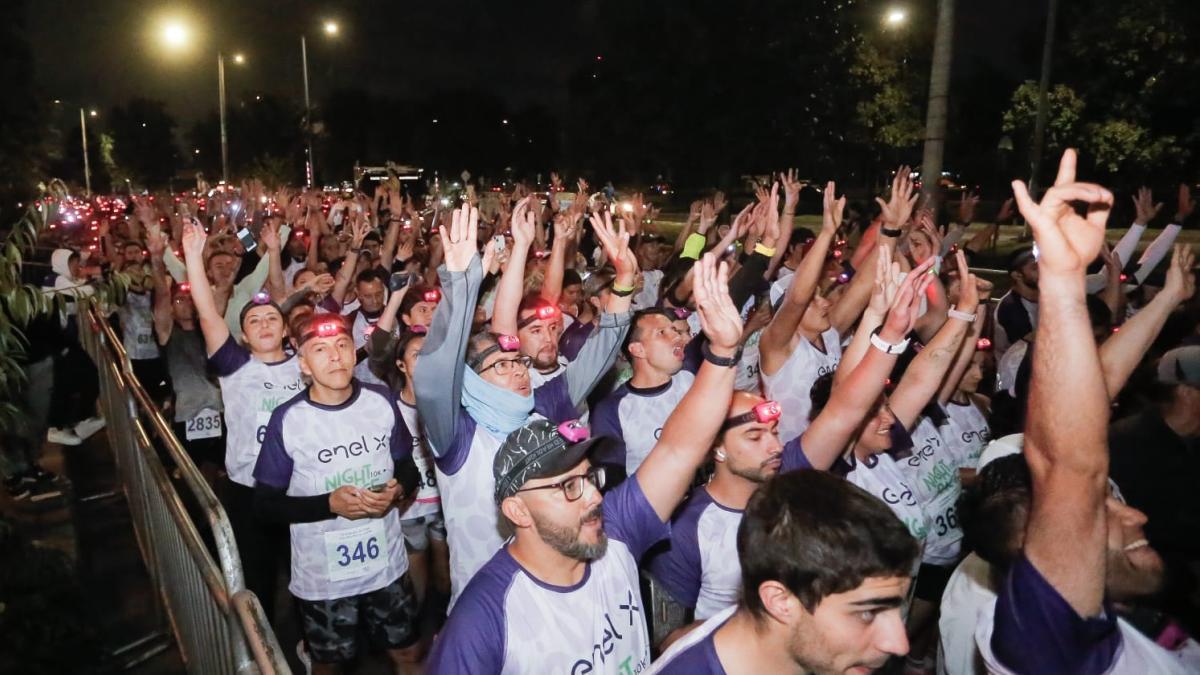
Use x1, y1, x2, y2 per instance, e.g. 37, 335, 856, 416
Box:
426, 253, 743, 674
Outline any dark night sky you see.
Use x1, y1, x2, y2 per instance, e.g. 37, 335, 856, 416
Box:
29, 0, 1048, 127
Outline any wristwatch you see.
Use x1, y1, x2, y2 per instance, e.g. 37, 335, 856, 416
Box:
702, 342, 743, 368
869, 326, 910, 355
881, 226, 903, 237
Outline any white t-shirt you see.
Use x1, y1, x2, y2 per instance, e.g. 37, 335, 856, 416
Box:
592, 370, 696, 475
254, 382, 411, 601
398, 400, 440, 521
208, 337, 305, 486
645, 487, 743, 620
762, 328, 841, 443
901, 416, 964, 566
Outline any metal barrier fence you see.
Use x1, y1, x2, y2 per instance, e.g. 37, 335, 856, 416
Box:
78, 303, 291, 675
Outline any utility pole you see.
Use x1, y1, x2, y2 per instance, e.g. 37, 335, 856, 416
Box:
80, 108, 92, 196
920, 0, 955, 210
301, 36, 315, 187
1027, 0, 1060, 198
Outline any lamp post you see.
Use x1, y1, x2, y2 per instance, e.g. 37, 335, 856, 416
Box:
301, 20, 339, 188
80, 108, 92, 196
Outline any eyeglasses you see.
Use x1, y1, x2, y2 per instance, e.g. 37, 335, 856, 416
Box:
516, 467, 606, 502
477, 355, 533, 376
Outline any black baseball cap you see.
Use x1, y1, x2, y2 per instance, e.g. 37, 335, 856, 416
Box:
492, 419, 613, 504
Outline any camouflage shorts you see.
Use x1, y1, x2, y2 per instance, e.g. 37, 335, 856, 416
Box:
296, 573, 420, 663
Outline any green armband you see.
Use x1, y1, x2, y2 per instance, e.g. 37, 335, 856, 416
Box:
681, 232, 708, 260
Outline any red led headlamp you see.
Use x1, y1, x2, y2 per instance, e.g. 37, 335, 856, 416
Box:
422, 288, 441, 304
518, 304, 559, 328
975, 337, 992, 351
721, 400, 783, 431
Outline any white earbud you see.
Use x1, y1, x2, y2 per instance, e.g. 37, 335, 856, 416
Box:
714, 448, 727, 461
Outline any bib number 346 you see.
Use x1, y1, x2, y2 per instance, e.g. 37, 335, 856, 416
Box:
324, 521, 387, 582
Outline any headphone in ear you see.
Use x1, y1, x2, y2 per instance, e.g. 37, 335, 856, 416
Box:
714, 448, 727, 461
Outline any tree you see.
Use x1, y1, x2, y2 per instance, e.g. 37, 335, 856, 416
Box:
1001, 81, 1085, 158
849, 42, 925, 154
108, 98, 179, 189
0, 0, 51, 214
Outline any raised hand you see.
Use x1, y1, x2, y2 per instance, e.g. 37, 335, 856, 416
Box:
146, 225, 167, 259
875, 165, 918, 229
181, 221, 207, 262
691, 252, 743, 353
882, 257, 936, 340
307, 273, 335, 295
1163, 244, 1196, 304
349, 218, 372, 250
953, 249, 980, 313
1132, 187, 1162, 225
589, 210, 638, 283
261, 221, 282, 252
996, 197, 1016, 224
1175, 183, 1195, 224
711, 190, 728, 215
1011, 149, 1113, 277
510, 196, 536, 249
698, 199, 718, 234
867, 245, 900, 319
439, 203, 480, 272
780, 168, 804, 210
761, 182, 782, 246
958, 191, 980, 225
718, 203, 754, 253
822, 181, 847, 235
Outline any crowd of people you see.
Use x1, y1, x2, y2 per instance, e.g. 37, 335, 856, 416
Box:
5, 151, 1200, 674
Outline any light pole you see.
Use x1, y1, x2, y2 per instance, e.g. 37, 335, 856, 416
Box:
217, 52, 246, 184
1027, 0, 1060, 199
301, 20, 340, 188
80, 108, 92, 196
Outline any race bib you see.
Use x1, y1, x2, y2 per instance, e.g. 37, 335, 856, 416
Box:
324, 520, 387, 582
185, 408, 222, 440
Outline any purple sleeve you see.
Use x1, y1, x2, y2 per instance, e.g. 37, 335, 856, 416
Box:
991, 555, 1121, 675
533, 374, 576, 423
590, 392, 627, 468
780, 437, 814, 473
253, 404, 295, 488
425, 555, 514, 673
644, 491, 707, 608
432, 414, 477, 476
317, 294, 341, 314
681, 334, 703, 374
207, 334, 251, 376
656, 634, 726, 674
558, 320, 594, 361
388, 397, 413, 462
603, 475, 670, 558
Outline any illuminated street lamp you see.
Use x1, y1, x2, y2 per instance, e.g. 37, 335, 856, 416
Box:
884, 7, 908, 27
302, 20, 340, 186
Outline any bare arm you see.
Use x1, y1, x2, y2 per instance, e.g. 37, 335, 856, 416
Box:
329, 220, 369, 306
147, 230, 173, 345
636, 254, 740, 521
1099, 245, 1194, 399
760, 182, 843, 376
491, 197, 536, 336
262, 222, 286, 302
179, 223, 231, 355
1015, 149, 1114, 617
539, 215, 572, 305
888, 250, 980, 429
803, 267, 930, 468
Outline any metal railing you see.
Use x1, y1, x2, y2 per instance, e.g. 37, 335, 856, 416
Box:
78, 303, 291, 675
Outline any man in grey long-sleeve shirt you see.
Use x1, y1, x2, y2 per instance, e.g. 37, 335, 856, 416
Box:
413, 205, 637, 605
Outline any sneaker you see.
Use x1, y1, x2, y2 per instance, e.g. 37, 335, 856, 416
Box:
4, 476, 31, 500
74, 416, 107, 440
47, 427, 84, 446
295, 641, 312, 675
26, 464, 58, 483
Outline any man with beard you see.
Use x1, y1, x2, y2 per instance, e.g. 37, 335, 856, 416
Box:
992, 246, 1038, 358
962, 150, 1199, 674
426, 252, 744, 674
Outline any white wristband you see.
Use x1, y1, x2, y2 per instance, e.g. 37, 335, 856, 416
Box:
947, 306, 976, 323
870, 329, 910, 355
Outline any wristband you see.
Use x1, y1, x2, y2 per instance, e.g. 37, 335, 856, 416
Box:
701, 342, 743, 368
947, 306, 976, 322
681, 232, 708, 260
610, 284, 635, 297
869, 326, 910, 355
928, 255, 943, 276
881, 226, 903, 237
753, 242, 777, 257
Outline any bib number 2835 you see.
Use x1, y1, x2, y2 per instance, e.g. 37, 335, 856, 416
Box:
324, 521, 387, 582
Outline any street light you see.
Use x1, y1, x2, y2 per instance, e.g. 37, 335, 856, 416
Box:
232, 52, 245, 64
162, 20, 189, 48
884, 7, 907, 26
88, 109, 98, 118
217, 51, 247, 183
302, 20, 340, 187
